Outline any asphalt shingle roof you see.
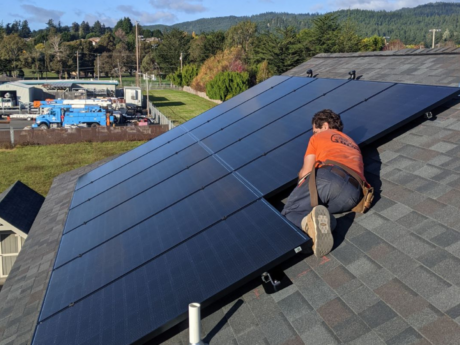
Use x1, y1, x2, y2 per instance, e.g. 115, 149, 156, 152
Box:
0, 181, 44, 235
1, 50, 460, 345
284, 48, 460, 87
0, 158, 117, 345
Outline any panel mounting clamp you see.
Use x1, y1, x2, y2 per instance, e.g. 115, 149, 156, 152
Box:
425, 111, 433, 119
261, 272, 281, 289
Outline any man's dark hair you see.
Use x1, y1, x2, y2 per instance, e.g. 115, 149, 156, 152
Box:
312, 109, 343, 132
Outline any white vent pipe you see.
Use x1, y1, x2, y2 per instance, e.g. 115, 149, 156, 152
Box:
189, 303, 206, 345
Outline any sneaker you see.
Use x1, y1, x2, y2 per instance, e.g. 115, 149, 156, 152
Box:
301, 206, 333, 258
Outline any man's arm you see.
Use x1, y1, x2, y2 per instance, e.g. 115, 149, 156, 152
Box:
298, 154, 316, 180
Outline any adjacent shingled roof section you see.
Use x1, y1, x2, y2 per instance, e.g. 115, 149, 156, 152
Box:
0, 181, 44, 235
284, 48, 460, 87
0, 157, 116, 345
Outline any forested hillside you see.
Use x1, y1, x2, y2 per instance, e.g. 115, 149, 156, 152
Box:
144, 2, 460, 45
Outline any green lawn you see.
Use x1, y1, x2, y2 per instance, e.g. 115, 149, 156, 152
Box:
149, 89, 216, 125
0, 141, 146, 196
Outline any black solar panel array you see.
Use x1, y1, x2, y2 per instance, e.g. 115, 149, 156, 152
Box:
33, 77, 460, 345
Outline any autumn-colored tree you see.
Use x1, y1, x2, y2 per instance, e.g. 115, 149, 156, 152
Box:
256, 60, 275, 84
191, 47, 246, 92
384, 39, 406, 51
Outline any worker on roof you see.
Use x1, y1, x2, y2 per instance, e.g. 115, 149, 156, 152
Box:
282, 109, 372, 258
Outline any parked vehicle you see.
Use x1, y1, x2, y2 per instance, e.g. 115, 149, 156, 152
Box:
31, 105, 113, 129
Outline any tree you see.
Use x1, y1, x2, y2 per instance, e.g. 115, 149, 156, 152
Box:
114, 17, 133, 35
191, 47, 246, 92
335, 19, 362, 53
46, 19, 55, 30
156, 28, 192, 75
206, 71, 249, 101
97, 33, 116, 53
361, 35, 385, 51
48, 34, 69, 78
0, 34, 26, 77
113, 43, 129, 84
141, 53, 157, 75
225, 20, 257, 55
79, 21, 90, 38
21, 42, 44, 79
256, 60, 275, 84
310, 13, 341, 54
92, 21, 103, 36
99, 52, 115, 77
252, 27, 305, 74
19, 20, 31, 38
71, 22, 80, 34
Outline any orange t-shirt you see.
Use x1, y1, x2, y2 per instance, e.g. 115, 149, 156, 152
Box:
305, 129, 366, 182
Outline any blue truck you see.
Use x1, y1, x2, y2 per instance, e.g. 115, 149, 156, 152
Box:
32, 105, 113, 129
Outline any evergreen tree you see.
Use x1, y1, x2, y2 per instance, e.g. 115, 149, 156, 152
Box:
156, 28, 192, 75
93, 21, 102, 36
20, 20, 31, 38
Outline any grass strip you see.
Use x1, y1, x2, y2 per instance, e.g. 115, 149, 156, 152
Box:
0, 141, 146, 196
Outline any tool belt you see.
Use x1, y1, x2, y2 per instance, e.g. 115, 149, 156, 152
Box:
308, 159, 374, 213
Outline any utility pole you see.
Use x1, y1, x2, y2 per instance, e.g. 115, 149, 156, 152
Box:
429, 29, 441, 48
97, 54, 100, 80
146, 78, 150, 117
76, 50, 80, 79
44, 40, 48, 80
136, 22, 139, 87
180, 52, 183, 73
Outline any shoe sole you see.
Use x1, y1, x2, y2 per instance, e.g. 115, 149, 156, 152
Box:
307, 206, 333, 258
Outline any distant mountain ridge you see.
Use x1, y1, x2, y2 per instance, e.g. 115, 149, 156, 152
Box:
144, 2, 460, 45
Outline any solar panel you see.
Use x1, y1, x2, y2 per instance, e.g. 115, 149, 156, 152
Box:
33, 77, 460, 345
41, 174, 262, 320
75, 76, 290, 190
190, 76, 315, 140
182, 75, 291, 131
71, 139, 207, 208
75, 126, 188, 190
34, 201, 305, 345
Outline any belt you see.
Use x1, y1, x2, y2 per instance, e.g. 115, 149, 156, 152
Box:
319, 165, 360, 189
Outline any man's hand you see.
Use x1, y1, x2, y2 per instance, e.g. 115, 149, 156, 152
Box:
298, 154, 316, 180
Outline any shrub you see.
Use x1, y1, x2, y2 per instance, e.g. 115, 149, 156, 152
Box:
168, 64, 198, 87
168, 70, 183, 86
206, 71, 249, 101
182, 64, 198, 86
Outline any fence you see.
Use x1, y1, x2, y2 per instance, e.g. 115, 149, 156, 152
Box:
0, 125, 169, 147
148, 102, 175, 130
182, 86, 222, 104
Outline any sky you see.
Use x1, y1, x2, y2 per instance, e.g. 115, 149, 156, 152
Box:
2, 0, 460, 30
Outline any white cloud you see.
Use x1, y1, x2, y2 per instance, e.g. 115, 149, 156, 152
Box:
8, 13, 26, 20
329, 0, 457, 11
84, 13, 118, 27
310, 3, 325, 12
21, 4, 64, 24
149, 0, 207, 14
117, 5, 177, 24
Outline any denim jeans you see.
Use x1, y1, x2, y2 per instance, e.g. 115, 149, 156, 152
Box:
281, 165, 362, 229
